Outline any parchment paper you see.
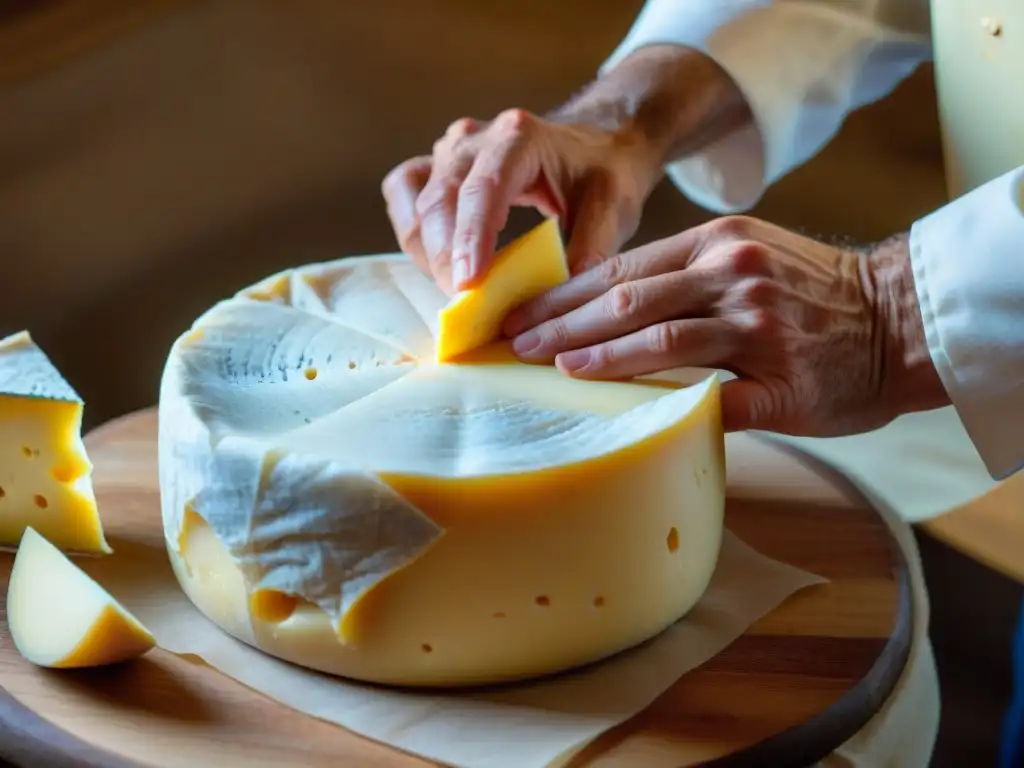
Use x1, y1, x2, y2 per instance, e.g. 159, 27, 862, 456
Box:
81, 529, 823, 768
767, 405, 996, 522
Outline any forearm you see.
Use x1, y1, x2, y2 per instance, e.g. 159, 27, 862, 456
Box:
871, 166, 1024, 481
548, 45, 751, 179
596, 0, 933, 213
867, 233, 950, 420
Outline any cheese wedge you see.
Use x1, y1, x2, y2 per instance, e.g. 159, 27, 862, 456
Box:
436, 217, 569, 361
158, 239, 726, 688
7, 527, 155, 668
0, 331, 109, 554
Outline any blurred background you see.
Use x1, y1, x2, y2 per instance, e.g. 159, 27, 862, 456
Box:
0, 1, 1016, 765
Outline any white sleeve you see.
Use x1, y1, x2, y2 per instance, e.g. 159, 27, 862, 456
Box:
910, 166, 1024, 481
600, 0, 932, 213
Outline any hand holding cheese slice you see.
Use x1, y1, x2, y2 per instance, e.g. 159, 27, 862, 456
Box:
435, 217, 569, 362
7, 527, 155, 668
0, 331, 109, 555
158, 220, 726, 688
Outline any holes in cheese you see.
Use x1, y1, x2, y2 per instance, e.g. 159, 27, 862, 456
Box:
435, 218, 569, 362
250, 589, 299, 623
158, 252, 726, 687
667, 527, 680, 553
0, 331, 109, 554
7, 527, 155, 669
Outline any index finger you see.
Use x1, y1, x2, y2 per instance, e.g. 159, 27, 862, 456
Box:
450, 135, 535, 290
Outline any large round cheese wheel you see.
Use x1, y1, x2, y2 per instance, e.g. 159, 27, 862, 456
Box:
157, 254, 726, 688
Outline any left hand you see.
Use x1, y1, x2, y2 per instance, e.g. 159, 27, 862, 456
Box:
502, 216, 945, 437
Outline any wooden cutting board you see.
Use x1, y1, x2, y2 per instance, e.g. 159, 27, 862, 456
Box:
0, 409, 913, 768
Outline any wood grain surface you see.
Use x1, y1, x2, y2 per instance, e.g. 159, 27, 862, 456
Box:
0, 409, 913, 767
923, 471, 1024, 585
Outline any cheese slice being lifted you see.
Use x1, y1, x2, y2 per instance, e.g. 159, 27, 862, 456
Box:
7, 527, 155, 668
436, 217, 569, 362
158, 221, 726, 688
0, 331, 109, 554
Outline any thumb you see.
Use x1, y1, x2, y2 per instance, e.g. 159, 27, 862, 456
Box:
720, 378, 777, 433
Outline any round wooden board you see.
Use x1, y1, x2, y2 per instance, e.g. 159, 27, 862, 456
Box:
0, 409, 912, 768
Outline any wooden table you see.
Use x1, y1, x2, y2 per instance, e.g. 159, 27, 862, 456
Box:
0, 409, 916, 767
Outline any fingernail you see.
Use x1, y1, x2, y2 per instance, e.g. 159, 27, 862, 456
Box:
556, 349, 591, 372
451, 255, 470, 291
512, 330, 542, 357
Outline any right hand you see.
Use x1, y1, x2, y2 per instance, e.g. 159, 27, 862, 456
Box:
381, 109, 661, 295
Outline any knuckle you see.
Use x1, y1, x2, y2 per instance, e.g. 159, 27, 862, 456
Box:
458, 174, 500, 203
414, 177, 460, 218
647, 322, 682, 356
724, 240, 771, 276
541, 317, 571, 348
597, 255, 630, 287
381, 158, 423, 196
744, 308, 776, 335
708, 215, 752, 239
446, 117, 479, 139
605, 282, 640, 322
495, 107, 535, 135
736, 276, 778, 307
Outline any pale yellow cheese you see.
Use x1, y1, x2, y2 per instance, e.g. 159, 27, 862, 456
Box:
435, 217, 569, 362
158, 253, 726, 688
0, 332, 109, 555
7, 527, 155, 668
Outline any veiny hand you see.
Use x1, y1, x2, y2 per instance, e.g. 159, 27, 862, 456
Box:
503, 216, 948, 437
381, 109, 660, 295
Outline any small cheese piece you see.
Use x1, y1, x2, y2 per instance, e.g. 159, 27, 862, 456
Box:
436, 217, 569, 362
7, 527, 155, 668
0, 331, 109, 554
158, 252, 726, 688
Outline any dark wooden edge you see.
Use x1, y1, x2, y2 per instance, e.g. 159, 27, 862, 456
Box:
0, 418, 916, 768
704, 434, 915, 768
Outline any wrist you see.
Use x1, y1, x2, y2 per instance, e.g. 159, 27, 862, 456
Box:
865, 234, 952, 419
548, 44, 752, 192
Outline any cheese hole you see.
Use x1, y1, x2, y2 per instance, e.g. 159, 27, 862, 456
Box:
534, 595, 550, 607
593, 596, 605, 608
421, 643, 433, 654
21, 446, 33, 458
249, 590, 298, 623
492, 611, 506, 619
666, 527, 679, 553
33, 494, 48, 509
304, 367, 318, 381
51, 465, 75, 483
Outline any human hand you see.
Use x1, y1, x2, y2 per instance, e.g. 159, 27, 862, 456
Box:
503, 216, 950, 436
381, 111, 658, 296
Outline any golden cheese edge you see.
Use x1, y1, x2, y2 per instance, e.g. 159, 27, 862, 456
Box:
7, 527, 154, 669
435, 218, 569, 362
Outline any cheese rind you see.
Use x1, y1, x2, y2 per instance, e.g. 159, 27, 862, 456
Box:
7, 527, 155, 668
436, 217, 569, 362
158, 235, 727, 688
0, 331, 109, 555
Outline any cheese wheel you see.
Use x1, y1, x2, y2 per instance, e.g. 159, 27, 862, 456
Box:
158, 248, 726, 688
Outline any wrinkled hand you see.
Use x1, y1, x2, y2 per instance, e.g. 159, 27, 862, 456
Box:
381, 109, 658, 295
504, 216, 939, 437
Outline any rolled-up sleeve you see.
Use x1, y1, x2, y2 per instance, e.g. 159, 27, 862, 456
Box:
601, 0, 932, 213
910, 166, 1024, 481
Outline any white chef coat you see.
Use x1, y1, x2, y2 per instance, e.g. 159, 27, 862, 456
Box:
601, 0, 1024, 482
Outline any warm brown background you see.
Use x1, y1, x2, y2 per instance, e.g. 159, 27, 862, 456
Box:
0, 2, 1014, 766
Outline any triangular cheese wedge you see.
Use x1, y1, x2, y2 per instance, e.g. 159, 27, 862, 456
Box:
7, 527, 155, 668
0, 331, 110, 554
435, 218, 569, 362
